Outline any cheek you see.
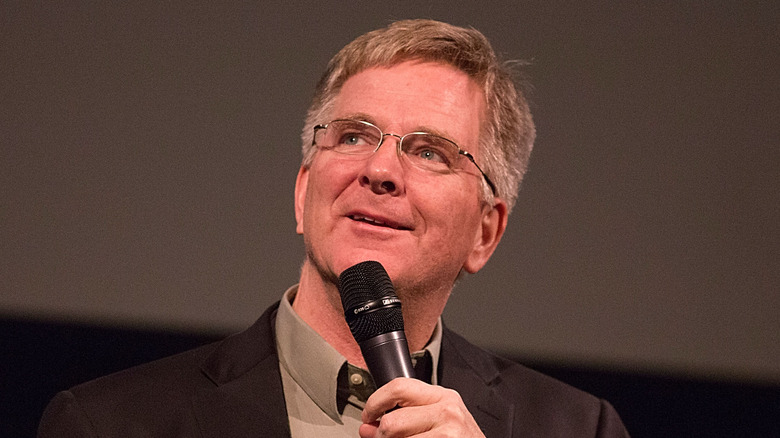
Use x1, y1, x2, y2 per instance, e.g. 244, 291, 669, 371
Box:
303, 159, 356, 218
415, 184, 482, 241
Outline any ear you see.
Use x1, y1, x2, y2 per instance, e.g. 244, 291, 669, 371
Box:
294, 166, 310, 235
462, 198, 508, 274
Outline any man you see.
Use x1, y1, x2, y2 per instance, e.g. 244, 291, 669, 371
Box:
39, 19, 629, 437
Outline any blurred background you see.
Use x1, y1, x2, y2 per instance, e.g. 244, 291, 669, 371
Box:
2, 2, 778, 437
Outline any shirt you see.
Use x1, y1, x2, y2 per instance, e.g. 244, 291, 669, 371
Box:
275, 285, 442, 437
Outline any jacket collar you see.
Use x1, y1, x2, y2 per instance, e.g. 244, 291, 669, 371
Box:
189, 303, 513, 438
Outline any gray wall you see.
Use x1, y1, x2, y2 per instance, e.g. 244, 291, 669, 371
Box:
3, 2, 778, 383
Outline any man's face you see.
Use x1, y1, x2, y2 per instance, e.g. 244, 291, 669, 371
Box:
295, 60, 507, 295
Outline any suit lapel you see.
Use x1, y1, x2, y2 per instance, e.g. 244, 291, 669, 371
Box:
192, 303, 292, 438
439, 327, 514, 438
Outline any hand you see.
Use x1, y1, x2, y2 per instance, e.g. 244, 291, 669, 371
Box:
359, 377, 485, 438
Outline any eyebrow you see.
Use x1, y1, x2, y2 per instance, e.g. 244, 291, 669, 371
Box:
336, 112, 378, 126
334, 113, 461, 147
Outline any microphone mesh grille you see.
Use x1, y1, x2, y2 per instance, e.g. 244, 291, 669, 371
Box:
338, 261, 405, 343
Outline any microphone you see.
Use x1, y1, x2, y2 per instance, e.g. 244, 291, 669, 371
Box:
338, 260, 415, 387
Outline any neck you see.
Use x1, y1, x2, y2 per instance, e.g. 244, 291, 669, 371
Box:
292, 260, 447, 369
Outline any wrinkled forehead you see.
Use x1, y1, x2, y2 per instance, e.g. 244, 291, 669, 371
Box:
333, 53, 488, 99
329, 61, 486, 153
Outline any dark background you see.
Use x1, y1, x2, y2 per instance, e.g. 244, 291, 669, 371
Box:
2, 2, 778, 437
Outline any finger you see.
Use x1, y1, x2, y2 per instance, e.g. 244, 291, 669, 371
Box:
373, 403, 484, 438
370, 405, 436, 437
362, 378, 438, 423
358, 421, 379, 438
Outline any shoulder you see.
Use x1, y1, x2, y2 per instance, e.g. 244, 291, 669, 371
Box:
70, 340, 219, 405
64, 302, 279, 401
441, 327, 597, 404
38, 341, 221, 437
441, 327, 629, 437
38, 303, 282, 437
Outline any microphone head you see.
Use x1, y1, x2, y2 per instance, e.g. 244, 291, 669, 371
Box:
338, 261, 405, 343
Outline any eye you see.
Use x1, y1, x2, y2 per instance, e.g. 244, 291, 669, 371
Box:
340, 132, 367, 146
416, 148, 447, 163
403, 134, 456, 168
332, 121, 380, 148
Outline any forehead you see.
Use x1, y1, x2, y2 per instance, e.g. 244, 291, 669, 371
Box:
331, 61, 485, 149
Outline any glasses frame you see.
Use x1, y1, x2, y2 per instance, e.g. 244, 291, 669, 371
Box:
313, 119, 497, 196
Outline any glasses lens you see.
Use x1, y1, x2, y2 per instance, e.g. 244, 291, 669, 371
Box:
320, 120, 381, 154
402, 134, 461, 173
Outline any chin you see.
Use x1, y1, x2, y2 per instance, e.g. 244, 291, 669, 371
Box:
332, 252, 405, 279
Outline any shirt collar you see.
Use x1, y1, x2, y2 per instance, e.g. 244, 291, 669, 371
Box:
275, 285, 443, 420
276, 285, 345, 420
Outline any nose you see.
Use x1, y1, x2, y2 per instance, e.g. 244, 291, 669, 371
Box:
358, 134, 405, 196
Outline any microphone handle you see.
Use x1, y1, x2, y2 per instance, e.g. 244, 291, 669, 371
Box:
358, 330, 414, 387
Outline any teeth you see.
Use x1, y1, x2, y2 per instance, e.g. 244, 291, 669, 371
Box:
352, 215, 387, 226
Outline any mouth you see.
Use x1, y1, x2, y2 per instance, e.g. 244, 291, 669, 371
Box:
348, 214, 411, 231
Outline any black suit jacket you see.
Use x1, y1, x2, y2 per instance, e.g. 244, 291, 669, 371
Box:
38, 303, 629, 437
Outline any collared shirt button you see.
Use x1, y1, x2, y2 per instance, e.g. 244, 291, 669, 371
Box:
350, 373, 364, 386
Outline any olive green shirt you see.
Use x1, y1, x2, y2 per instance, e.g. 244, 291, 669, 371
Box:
275, 285, 441, 437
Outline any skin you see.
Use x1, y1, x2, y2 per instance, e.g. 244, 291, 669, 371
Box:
292, 60, 508, 437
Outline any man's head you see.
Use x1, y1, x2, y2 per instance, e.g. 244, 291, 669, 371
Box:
300, 19, 535, 212
294, 20, 535, 298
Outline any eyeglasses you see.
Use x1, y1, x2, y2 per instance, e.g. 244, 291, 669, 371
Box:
312, 119, 496, 195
